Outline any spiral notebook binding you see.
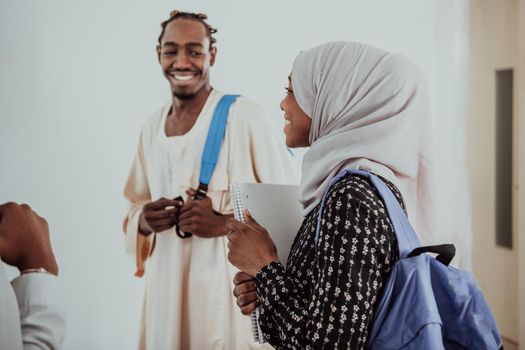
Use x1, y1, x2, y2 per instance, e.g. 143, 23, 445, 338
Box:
229, 184, 265, 344
230, 184, 245, 222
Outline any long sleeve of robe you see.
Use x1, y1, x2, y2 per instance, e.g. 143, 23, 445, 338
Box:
0, 260, 66, 350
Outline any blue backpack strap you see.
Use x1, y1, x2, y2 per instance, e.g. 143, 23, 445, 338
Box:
195, 94, 239, 199
175, 94, 239, 239
315, 169, 421, 258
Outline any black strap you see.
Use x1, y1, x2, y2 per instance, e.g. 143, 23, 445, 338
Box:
193, 183, 208, 200
178, 183, 207, 238
173, 196, 191, 239
407, 244, 456, 266
174, 185, 222, 239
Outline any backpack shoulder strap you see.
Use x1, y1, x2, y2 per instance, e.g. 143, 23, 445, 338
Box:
195, 94, 239, 199
315, 168, 421, 258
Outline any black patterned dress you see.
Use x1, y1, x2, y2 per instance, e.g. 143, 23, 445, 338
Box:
255, 173, 405, 349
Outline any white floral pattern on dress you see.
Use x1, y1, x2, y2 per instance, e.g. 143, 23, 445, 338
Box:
255, 174, 404, 349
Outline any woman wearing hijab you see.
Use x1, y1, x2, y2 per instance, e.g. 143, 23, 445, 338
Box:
226, 41, 436, 349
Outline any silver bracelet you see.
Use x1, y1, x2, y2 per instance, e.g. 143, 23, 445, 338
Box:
20, 267, 53, 275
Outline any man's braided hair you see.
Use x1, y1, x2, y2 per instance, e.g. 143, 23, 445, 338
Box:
157, 10, 217, 49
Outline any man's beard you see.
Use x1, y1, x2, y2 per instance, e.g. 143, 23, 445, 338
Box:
172, 90, 195, 100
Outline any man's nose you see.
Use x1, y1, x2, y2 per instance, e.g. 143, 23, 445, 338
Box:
173, 51, 191, 69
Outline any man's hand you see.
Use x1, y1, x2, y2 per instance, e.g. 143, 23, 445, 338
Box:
0, 202, 58, 276
139, 198, 182, 235
233, 271, 258, 315
177, 188, 231, 238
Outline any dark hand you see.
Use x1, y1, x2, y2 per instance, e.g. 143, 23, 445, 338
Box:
233, 271, 258, 315
139, 197, 182, 235
178, 188, 230, 238
0, 202, 58, 276
226, 209, 279, 277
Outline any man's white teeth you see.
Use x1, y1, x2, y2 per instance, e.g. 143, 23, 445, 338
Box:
285, 120, 291, 126
174, 75, 194, 81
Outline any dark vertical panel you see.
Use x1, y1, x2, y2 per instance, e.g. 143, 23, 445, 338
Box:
495, 69, 513, 249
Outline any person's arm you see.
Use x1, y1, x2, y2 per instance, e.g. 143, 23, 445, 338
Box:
11, 273, 65, 350
123, 132, 152, 246
254, 187, 396, 349
123, 133, 182, 275
0, 261, 23, 350
123, 132, 153, 276
0, 203, 65, 350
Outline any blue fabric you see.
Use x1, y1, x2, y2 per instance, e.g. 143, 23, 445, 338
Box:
315, 169, 502, 350
199, 94, 239, 186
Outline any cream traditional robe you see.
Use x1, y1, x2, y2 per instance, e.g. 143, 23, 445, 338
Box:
123, 90, 298, 350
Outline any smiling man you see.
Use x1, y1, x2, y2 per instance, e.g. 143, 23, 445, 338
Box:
122, 10, 297, 350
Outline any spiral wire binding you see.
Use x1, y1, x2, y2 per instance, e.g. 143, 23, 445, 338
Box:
229, 184, 265, 343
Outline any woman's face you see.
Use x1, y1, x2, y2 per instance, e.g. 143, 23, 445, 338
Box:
280, 76, 312, 148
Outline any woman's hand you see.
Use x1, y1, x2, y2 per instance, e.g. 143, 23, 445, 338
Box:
226, 209, 279, 277
233, 271, 258, 315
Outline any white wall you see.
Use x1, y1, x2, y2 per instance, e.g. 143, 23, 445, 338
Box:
0, 1, 469, 349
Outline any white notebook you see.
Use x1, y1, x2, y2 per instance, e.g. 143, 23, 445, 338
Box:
229, 182, 304, 343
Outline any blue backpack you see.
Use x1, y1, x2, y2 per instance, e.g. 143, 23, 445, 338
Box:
316, 169, 502, 350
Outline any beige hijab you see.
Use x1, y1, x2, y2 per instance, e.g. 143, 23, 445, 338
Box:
293, 41, 436, 244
